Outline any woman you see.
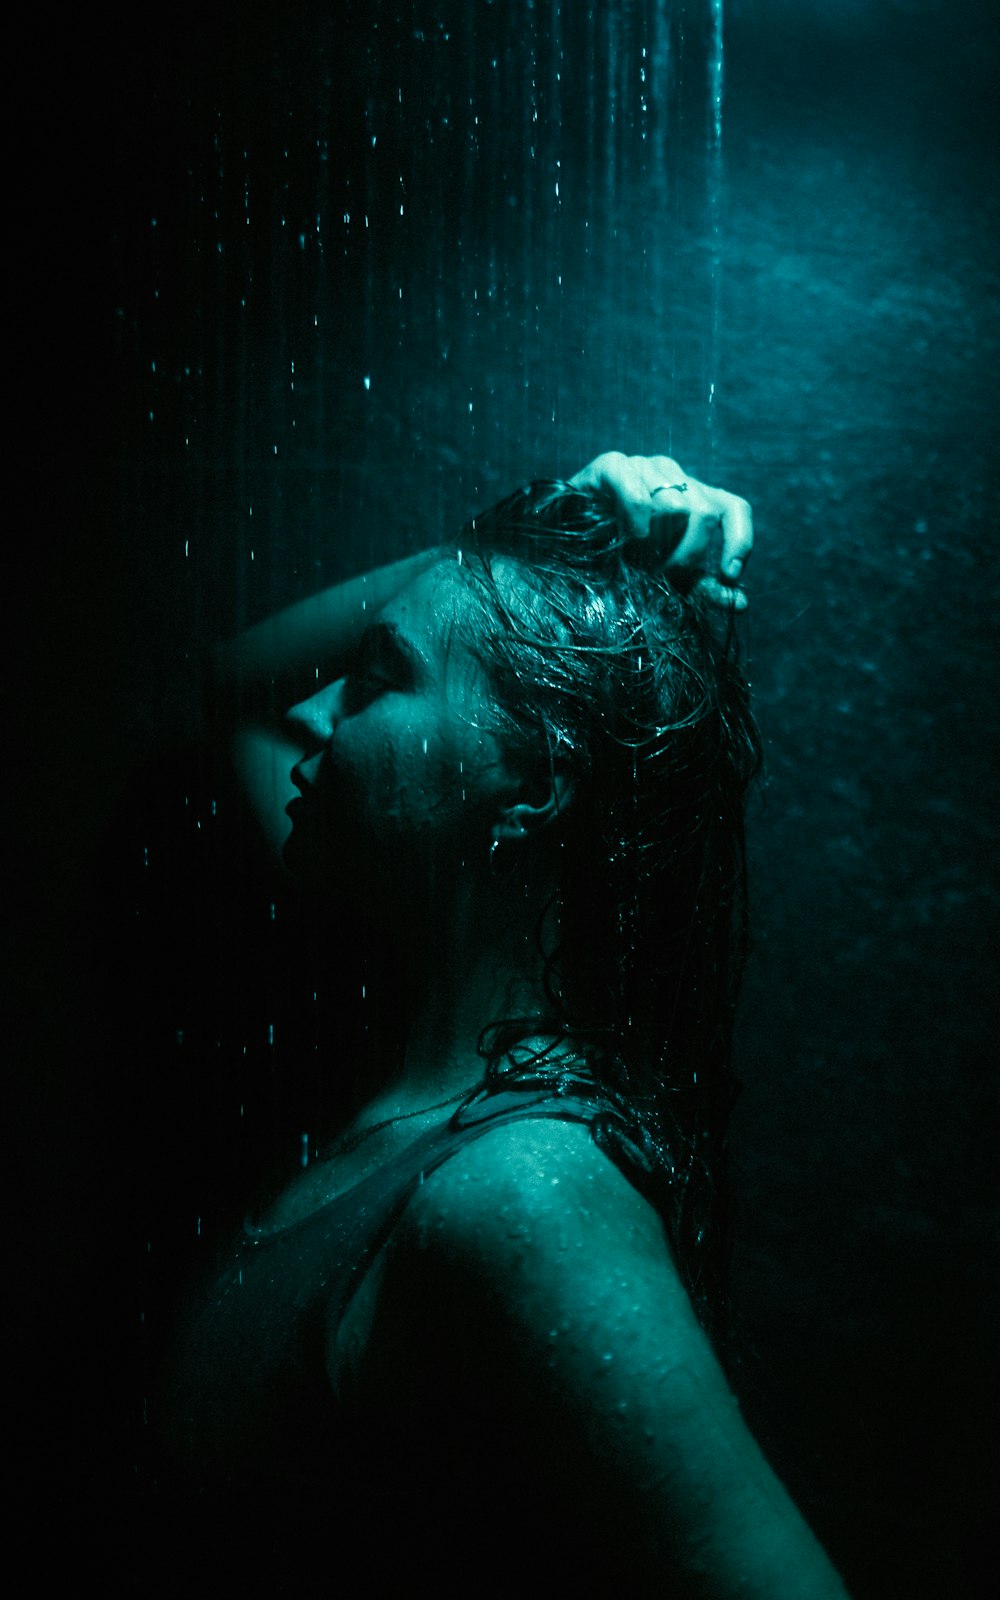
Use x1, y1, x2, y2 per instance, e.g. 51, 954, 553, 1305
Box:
157, 454, 849, 1595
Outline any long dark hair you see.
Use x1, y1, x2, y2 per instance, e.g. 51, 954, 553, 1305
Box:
458, 481, 761, 1343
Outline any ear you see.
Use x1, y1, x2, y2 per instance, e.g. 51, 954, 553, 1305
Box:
493, 756, 576, 843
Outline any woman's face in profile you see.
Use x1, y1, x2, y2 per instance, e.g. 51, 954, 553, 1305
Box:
283, 563, 510, 908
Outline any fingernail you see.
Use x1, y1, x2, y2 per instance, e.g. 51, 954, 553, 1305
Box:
726, 556, 744, 578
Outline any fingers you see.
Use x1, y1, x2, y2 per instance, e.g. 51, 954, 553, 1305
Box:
649, 471, 753, 601
568, 451, 753, 610
666, 483, 753, 583
717, 491, 753, 581
569, 452, 659, 538
691, 575, 748, 611
641, 455, 690, 497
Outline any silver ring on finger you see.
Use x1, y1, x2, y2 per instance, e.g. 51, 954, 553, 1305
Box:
651, 481, 688, 496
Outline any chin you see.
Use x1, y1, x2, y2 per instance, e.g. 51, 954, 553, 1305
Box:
283, 822, 372, 912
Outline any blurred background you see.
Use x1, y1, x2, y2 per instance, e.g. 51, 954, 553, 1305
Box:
10, 2, 997, 1593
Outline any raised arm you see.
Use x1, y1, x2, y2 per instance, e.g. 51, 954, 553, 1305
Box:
570, 450, 754, 608
210, 548, 446, 861
211, 548, 447, 724
210, 451, 752, 857
215, 450, 749, 719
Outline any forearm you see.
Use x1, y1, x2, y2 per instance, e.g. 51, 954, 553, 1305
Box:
211, 547, 448, 723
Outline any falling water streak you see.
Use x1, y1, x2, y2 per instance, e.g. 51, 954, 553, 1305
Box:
549, 0, 565, 450
605, 3, 618, 261
522, 0, 539, 406
584, 5, 598, 325
463, 0, 479, 457
313, 32, 333, 484
706, 0, 725, 473
651, 0, 671, 193
362, 73, 377, 478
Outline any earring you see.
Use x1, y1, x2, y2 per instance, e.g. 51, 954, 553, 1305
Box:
489, 836, 517, 881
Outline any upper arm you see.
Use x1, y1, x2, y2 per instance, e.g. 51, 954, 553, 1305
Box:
345, 1120, 849, 1597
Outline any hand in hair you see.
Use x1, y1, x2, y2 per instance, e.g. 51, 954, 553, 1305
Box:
569, 452, 753, 610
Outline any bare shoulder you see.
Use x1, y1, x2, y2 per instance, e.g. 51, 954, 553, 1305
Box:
403, 1110, 680, 1284
357, 1110, 714, 1396
344, 1112, 852, 1596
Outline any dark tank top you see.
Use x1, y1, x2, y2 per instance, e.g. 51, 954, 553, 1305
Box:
154, 1086, 624, 1588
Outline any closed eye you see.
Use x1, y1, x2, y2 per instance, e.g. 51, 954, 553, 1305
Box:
342, 664, 392, 714
354, 623, 417, 687
342, 623, 415, 713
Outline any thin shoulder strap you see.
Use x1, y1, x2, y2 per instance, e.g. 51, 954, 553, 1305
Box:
325, 1086, 606, 1332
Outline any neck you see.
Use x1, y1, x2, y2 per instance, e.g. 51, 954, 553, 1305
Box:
352, 860, 560, 1127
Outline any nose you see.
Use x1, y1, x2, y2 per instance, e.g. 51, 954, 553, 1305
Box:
285, 678, 346, 770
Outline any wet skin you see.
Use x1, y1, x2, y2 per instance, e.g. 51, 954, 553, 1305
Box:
178, 541, 848, 1595
282, 562, 515, 918
167, 1080, 846, 1594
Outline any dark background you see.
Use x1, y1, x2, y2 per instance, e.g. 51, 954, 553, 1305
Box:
10, 2, 998, 1594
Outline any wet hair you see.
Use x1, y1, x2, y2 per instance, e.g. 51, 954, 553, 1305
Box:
456, 481, 761, 1343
